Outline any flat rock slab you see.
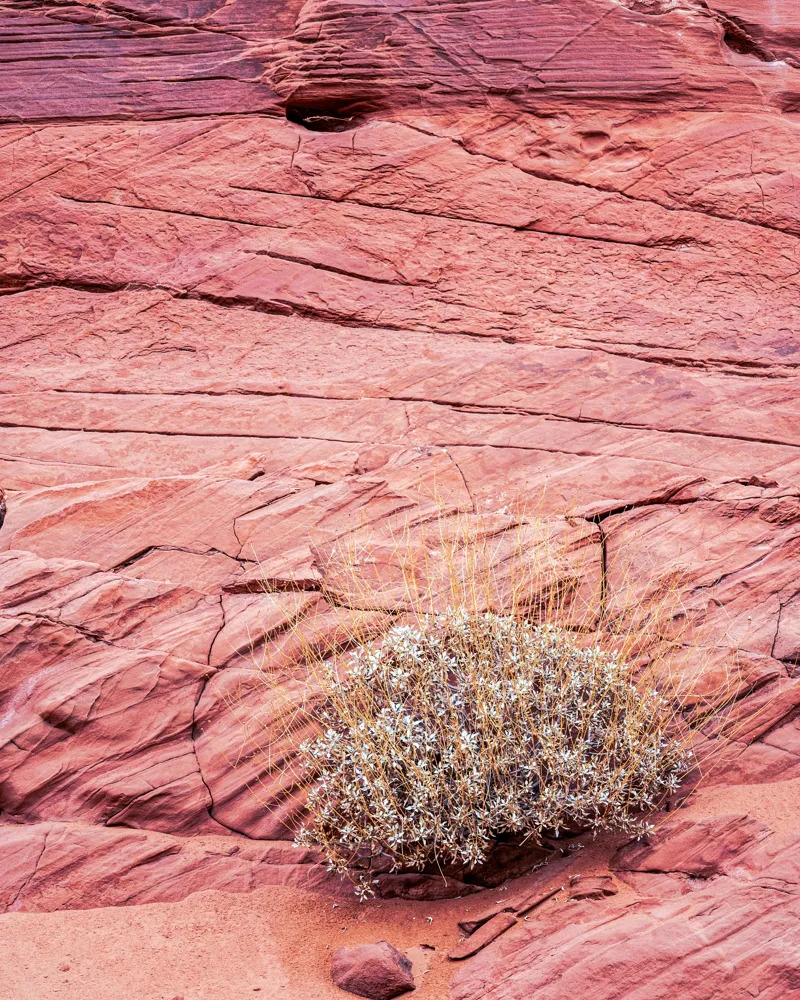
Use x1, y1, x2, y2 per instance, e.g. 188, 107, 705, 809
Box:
449, 913, 518, 961
451, 873, 800, 1000
612, 814, 772, 878
567, 875, 618, 901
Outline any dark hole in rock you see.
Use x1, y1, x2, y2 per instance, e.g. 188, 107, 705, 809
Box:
722, 24, 773, 62
285, 105, 364, 132
450, 838, 555, 887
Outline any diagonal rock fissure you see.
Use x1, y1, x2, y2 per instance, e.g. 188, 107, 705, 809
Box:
568, 338, 800, 378
7, 827, 51, 912
57, 194, 293, 232
0, 609, 114, 647
57, 184, 721, 252
5, 278, 798, 383
227, 182, 721, 250
109, 544, 253, 574
185, 596, 259, 840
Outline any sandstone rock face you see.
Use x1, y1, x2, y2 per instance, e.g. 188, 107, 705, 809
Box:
611, 813, 771, 877
451, 871, 800, 1000
3, 0, 800, 995
0, 822, 338, 913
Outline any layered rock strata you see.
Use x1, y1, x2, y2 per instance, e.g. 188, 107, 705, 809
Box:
2, 1, 800, 994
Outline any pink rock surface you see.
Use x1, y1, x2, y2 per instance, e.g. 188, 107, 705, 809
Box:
0, 821, 334, 913
448, 912, 518, 961
611, 813, 771, 877
451, 875, 800, 1000
3, 0, 800, 996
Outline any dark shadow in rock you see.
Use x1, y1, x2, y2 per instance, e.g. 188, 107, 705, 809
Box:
285, 105, 365, 132
445, 838, 555, 888
372, 837, 555, 898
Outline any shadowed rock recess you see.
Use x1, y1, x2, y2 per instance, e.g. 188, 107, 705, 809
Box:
2, 0, 800, 996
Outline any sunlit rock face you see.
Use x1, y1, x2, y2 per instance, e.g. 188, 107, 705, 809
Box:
2, 2, 800, 994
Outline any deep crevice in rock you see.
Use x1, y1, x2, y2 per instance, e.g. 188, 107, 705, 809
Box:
720, 21, 775, 62
285, 105, 365, 132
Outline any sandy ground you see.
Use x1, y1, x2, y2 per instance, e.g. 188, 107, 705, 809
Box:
0, 833, 619, 1000
0, 883, 468, 1000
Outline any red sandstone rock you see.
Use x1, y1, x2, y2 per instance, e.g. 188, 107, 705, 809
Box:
331, 941, 415, 1000
456, 879, 565, 936
611, 814, 771, 878
775, 594, 800, 667
451, 876, 800, 1000
457, 904, 516, 939
567, 875, 618, 901
0, 5, 281, 123
271, 0, 793, 115
4, 1, 800, 995
448, 913, 518, 961
0, 821, 335, 913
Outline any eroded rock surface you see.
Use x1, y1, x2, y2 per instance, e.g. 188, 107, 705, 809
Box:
2, 0, 800, 995
451, 867, 800, 1000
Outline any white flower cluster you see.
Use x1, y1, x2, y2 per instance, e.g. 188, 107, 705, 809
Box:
296, 609, 691, 895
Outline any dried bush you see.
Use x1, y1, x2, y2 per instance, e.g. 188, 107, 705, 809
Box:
295, 608, 692, 897
242, 504, 734, 898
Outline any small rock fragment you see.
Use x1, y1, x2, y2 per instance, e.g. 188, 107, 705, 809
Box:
567, 875, 618, 901
458, 901, 516, 937
458, 882, 564, 936
513, 884, 561, 918
332, 940, 415, 999
449, 912, 518, 960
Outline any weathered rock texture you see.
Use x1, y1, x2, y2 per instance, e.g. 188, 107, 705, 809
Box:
332, 940, 415, 1000
2, 0, 800, 995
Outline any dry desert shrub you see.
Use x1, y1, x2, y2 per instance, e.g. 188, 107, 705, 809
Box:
294, 611, 691, 897
241, 502, 738, 897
